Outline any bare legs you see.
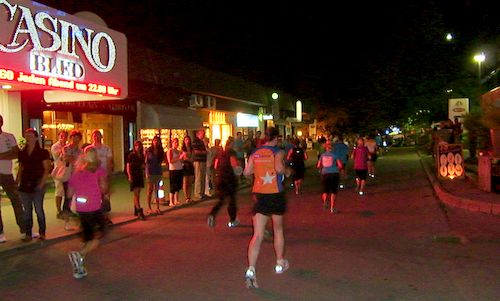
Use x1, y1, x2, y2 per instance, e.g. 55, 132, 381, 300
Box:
133, 187, 142, 210
322, 192, 337, 212
146, 181, 160, 214
169, 192, 179, 206
247, 213, 285, 269
294, 179, 303, 194
368, 160, 375, 177
355, 177, 366, 194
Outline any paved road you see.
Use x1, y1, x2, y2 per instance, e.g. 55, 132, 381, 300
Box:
1, 147, 498, 301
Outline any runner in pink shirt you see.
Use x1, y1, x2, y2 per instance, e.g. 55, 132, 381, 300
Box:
351, 137, 369, 195
67, 147, 108, 279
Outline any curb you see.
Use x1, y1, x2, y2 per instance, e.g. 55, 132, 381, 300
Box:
418, 153, 500, 216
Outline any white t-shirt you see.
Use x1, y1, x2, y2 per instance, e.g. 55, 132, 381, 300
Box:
51, 140, 65, 161
0, 131, 17, 175
92, 144, 113, 172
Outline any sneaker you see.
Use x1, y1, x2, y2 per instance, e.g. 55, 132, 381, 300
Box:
0, 233, 6, 243
56, 212, 64, 219
21, 233, 33, 242
339, 183, 345, 189
245, 268, 258, 289
64, 224, 76, 231
207, 215, 216, 228
359, 191, 364, 196
275, 259, 289, 274
73, 267, 88, 279
330, 208, 337, 214
68, 251, 86, 278
39, 234, 46, 241
227, 219, 240, 228
21, 235, 32, 242
32, 233, 40, 239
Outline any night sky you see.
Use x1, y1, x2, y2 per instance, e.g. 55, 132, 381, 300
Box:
38, 0, 498, 128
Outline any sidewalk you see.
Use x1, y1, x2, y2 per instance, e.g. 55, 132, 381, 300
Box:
0, 149, 319, 257
418, 152, 500, 216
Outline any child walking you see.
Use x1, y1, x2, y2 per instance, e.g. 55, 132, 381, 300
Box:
67, 147, 108, 279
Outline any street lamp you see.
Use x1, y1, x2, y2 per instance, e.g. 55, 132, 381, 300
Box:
473, 52, 486, 80
271, 92, 279, 100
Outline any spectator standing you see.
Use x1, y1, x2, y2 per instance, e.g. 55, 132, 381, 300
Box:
181, 135, 194, 203
61, 130, 83, 226
145, 135, 164, 215
286, 139, 308, 195
126, 140, 145, 220
0, 114, 25, 243
255, 130, 265, 148
317, 140, 342, 213
67, 147, 108, 279
207, 137, 241, 228
17, 129, 51, 241
86, 130, 113, 223
50, 130, 68, 219
334, 135, 350, 188
166, 138, 183, 206
205, 138, 222, 196
351, 137, 369, 195
244, 130, 256, 158
192, 129, 208, 200
243, 127, 289, 289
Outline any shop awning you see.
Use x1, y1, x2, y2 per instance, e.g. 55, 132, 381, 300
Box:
139, 103, 202, 130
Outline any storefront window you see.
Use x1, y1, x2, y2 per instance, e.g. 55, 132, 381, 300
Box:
140, 128, 188, 151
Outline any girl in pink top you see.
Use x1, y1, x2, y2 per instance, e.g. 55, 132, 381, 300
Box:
67, 147, 108, 279
351, 138, 369, 195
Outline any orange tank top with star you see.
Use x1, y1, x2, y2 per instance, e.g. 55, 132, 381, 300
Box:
252, 146, 284, 194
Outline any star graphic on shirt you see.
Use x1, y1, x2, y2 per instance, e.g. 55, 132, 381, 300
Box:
260, 171, 275, 184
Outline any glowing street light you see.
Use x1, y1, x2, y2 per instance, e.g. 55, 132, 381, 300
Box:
473, 52, 486, 80
445, 33, 453, 41
271, 92, 279, 100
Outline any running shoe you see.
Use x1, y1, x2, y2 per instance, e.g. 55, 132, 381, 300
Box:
275, 259, 289, 274
359, 191, 364, 196
207, 215, 216, 228
245, 268, 258, 289
339, 183, 345, 189
68, 251, 86, 279
227, 219, 240, 228
73, 267, 88, 279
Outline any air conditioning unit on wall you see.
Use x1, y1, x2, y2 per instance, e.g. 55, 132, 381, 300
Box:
206, 96, 216, 109
189, 95, 203, 108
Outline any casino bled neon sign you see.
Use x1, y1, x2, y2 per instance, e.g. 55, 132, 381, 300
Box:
0, 0, 120, 96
